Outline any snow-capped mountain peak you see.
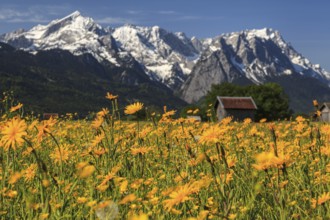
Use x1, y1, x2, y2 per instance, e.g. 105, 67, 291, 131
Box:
1, 11, 119, 64
26, 10, 105, 41
245, 28, 278, 40
60, 10, 81, 20
112, 24, 201, 90
1, 11, 330, 105
181, 28, 330, 103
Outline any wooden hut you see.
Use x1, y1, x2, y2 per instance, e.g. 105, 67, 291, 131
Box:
214, 96, 257, 121
187, 115, 202, 122
43, 113, 59, 120
320, 103, 330, 122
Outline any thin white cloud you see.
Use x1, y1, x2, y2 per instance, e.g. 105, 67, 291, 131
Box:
158, 10, 176, 15
96, 17, 136, 25
7, 17, 49, 23
178, 15, 202, 20
28, 5, 71, 16
177, 15, 224, 21
0, 5, 73, 24
0, 9, 44, 24
126, 10, 142, 15
0, 9, 29, 20
126, 9, 177, 16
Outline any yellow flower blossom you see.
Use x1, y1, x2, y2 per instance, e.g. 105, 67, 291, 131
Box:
131, 147, 152, 155
119, 194, 136, 204
163, 184, 194, 211
40, 213, 49, 219
77, 197, 88, 204
6, 190, 18, 198
315, 192, 330, 206
8, 172, 22, 185
105, 92, 118, 100
10, 103, 23, 112
124, 102, 144, 115
129, 213, 148, 220
1, 117, 27, 151
79, 165, 95, 179
24, 163, 38, 182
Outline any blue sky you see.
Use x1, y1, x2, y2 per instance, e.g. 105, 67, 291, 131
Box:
1, 0, 329, 70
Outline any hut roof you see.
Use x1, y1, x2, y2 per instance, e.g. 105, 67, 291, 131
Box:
320, 102, 330, 111
215, 96, 257, 110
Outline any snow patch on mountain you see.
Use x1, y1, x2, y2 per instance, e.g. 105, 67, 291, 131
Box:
1, 11, 329, 93
112, 24, 200, 89
227, 28, 329, 82
1, 11, 120, 65
181, 28, 330, 103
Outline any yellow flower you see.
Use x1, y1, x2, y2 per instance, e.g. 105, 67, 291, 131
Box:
252, 152, 275, 171
50, 144, 71, 164
279, 180, 289, 188
120, 180, 128, 193
42, 179, 50, 188
91, 116, 104, 129
317, 192, 330, 205
6, 190, 18, 198
86, 200, 97, 207
129, 213, 148, 220
221, 116, 233, 125
10, 103, 23, 112
243, 118, 252, 124
252, 151, 290, 171
228, 213, 237, 219
79, 165, 95, 179
76, 162, 88, 170
198, 210, 209, 219
170, 208, 182, 215
1, 117, 27, 151
124, 102, 144, 115
96, 184, 109, 192
77, 197, 88, 204
163, 184, 193, 211
40, 213, 49, 219
146, 187, 158, 199
105, 92, 118, 100
119, 194, 136, 204
37, 117, 57, 141
91, 132, 105, 147
295, 116, 305, 123
131, 147, 152, 155
99, 165, 121, 186
24, 164, 38, 182
97, 108, 109, 117
162, 110, 176, 118
198, 126, 221, 145
193, 109, 199, 114
8, 172, 22, 185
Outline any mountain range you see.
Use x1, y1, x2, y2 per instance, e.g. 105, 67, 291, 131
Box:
1, 11, 330, 114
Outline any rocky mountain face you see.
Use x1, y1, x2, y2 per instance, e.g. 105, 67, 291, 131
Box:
0, 11, 201, 91
0, 11, 129, 66
1, 11, 330, 113
181, 28, 330, 112
0, 42, 187, 115
112, 25, 200, 90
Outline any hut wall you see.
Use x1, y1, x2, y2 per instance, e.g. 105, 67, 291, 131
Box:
225, 109, 255, 121
321, 108, 330, 122
216, 106, 227, 121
